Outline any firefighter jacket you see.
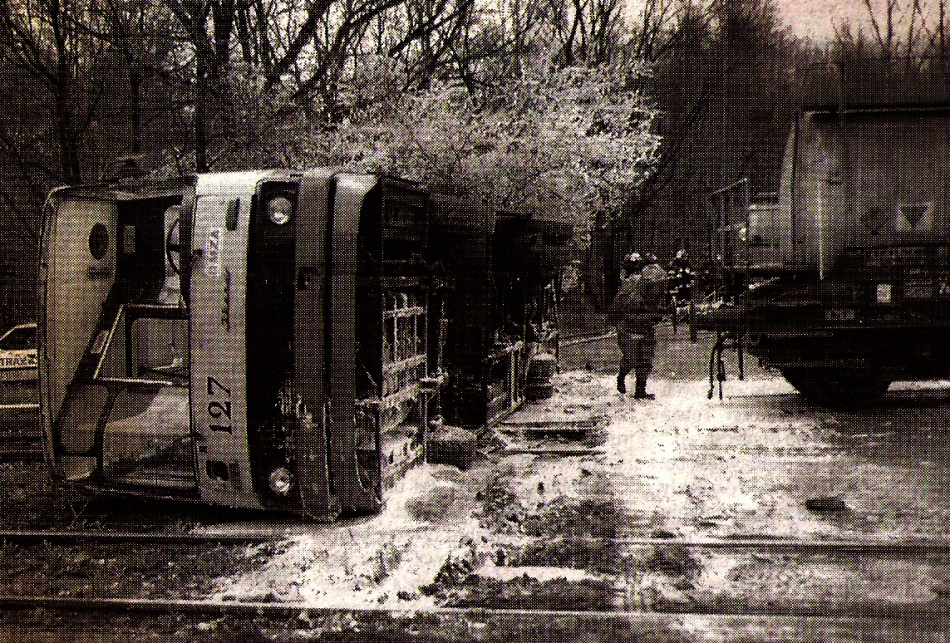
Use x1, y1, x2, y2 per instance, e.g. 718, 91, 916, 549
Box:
608, 263, 670, 334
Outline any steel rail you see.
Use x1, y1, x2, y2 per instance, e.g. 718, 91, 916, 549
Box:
0, 595, 947, 623
725, 389, 950, 399
3, 530, 950, 556
559, 331, 615, 347
0, 403, 39, 411
484, 534, 950, 556
609, 536, 950, 555
499, 447, 605, 456
0, 531, 274, 544
0, 525, 437, 545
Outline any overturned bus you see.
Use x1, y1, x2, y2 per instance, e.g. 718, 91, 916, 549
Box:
695, 101, 950, 408
38, 168, 575, 517
39, 170, 440, 519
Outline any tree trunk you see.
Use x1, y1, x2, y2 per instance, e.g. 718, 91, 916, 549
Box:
195, 19, 209, 173
129, 69, 142, 153
51, 0, 81, 183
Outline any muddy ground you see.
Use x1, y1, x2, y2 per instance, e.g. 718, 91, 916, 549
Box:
2, 325, 950, 641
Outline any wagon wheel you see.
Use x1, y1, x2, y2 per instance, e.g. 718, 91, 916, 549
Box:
779, 368, 824, 401
781, 368, 890, 410
165, 216, 182, 275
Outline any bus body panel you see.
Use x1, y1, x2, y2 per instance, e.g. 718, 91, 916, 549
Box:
329, 174, 381, 513
44, 198, 118, 430
293, 169, 337, 519
39, 196, 119, 479
189, 173, 262, 508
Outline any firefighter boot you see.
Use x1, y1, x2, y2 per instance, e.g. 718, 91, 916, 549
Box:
634, 378, 655, 400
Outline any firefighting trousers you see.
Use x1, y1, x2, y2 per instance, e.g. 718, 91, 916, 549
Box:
617, 327, 655, 380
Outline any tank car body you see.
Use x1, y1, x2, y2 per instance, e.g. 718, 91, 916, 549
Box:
697, 105, 950, 406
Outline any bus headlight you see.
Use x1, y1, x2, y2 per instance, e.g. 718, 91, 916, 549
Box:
268, 467, 294, 494
876, 283, 893, 303
266, 196, 293, 225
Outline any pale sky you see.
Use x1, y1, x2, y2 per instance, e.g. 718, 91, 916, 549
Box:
778, 0, 870, 40
626, 1, 939, 44
777, 0, 940, 42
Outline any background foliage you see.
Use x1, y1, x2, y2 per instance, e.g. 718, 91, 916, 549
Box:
0, 0, 945, 321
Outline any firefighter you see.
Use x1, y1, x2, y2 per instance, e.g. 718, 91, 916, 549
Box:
667, 249, 694, 334
608, 253, 670, 398
668, 249, 694, 304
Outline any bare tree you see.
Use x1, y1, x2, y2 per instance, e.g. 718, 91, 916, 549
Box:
0, 0, 108, 185
621, 0, 803, 266
854, 0, 934, 58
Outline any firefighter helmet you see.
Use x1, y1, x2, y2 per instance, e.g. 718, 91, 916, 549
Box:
622, 252, 644, 272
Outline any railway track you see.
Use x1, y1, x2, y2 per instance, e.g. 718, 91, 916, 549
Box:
0, 530, 273, 545
2, 602, 947, 643
1, 530, 948, 621
3, 530, 950, 554
0, 591, 947, 623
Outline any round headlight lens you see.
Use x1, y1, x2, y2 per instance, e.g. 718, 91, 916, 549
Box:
267, 196, 293, 225
268, 467, 294, 495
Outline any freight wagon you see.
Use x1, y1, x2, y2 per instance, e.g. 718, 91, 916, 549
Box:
696, 99, 950, 408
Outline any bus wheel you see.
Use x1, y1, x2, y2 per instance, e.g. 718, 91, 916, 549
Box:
781, 368, 890, 410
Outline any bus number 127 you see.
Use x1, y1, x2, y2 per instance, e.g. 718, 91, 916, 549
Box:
208, 376, 232, 434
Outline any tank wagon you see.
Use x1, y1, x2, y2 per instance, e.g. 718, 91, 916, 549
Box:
38, 169, 573, 517
696, 103, 950, 407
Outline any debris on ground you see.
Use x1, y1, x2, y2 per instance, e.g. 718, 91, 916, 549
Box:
805, 497, 849, 513
427, 425, 477, 470
3, 329, 950, 633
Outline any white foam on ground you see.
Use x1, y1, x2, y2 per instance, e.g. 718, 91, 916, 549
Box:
212, 463, 491, 608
